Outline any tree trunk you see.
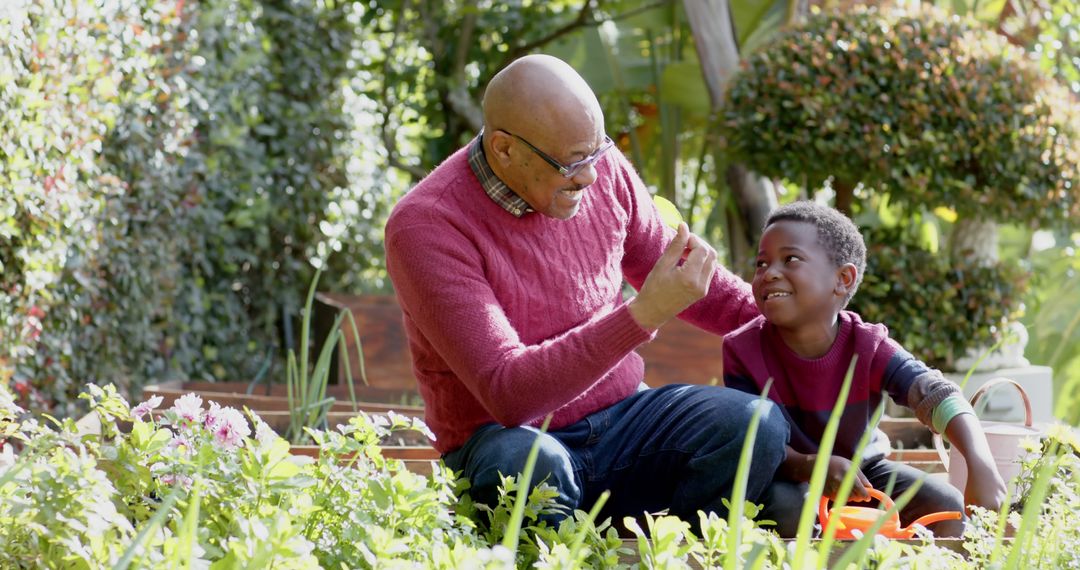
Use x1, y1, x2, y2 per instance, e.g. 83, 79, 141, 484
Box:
683, 0, 776, 260
726, 163, 776, 276
950, 217, 999, 265
833, 179, 855, 216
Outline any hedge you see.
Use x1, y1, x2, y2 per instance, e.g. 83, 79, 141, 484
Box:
0, 0, 389, 414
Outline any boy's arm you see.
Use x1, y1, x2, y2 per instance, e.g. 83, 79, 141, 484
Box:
880, 342, 1007, 511
942, 413, 1007, 512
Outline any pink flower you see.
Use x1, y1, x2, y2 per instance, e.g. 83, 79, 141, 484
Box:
130, 395, 164, 420
170, 393, 203, 423
169, 434, 193, 455
203, 402, 250, 450
150, 462, 193, 489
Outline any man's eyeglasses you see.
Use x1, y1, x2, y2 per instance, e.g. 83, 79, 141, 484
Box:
499, 129, 615, 179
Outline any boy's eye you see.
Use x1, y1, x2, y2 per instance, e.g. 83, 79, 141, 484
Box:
754, 259, 768, 269
784, 255, 801, 263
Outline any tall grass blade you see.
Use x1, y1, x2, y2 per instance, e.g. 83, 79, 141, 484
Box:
818, 399, 886, 557
830, 478, 922, 569
339, 309, 369, 412
958, 331, 1015, 391
567, 490, 610, 564
503, 415, 553, 554
724, 378, 773, 570
113, 485, 181, 570
792, 355, 858, 568
307, 321, 344, 432
297, 269, 322, 408
175, 482, 202, 570
286, 350, 300, 442
986, 478, 1016, 568
1004, 441, 1063, 569
1054, 362, 1080, 424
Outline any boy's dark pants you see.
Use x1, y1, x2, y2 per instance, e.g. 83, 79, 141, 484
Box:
759, 457, 966, 537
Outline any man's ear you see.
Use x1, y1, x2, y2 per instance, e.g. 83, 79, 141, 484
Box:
835, 263, 858, 297
488, 130, 514, 167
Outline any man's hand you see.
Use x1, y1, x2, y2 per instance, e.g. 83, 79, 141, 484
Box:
628, 223, 718, 331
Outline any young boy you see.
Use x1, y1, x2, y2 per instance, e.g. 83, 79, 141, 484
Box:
723, 201, 1007, 537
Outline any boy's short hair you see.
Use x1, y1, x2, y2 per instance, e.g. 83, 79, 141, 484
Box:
764, 201, 867, 306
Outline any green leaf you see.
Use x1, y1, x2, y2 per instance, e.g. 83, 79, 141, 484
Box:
659, 61, 711, 116
653, 195, 684, 229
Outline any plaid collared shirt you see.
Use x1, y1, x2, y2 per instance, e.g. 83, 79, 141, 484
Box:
467, 131, 533, 218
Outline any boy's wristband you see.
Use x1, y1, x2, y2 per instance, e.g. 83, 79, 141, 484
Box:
932, 394, 975, 434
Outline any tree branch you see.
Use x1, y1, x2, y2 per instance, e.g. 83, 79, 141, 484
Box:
378, 0, 427, 181
499, 0, 676, 69
447, 1, 483, 132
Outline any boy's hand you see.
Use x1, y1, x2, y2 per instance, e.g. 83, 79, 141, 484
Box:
942, 413, 1008, 513
824, 455, 872, 501
963, 460, 1007, 513
782, 449, 871, 501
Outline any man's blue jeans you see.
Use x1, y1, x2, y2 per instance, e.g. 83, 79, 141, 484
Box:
443, 384, 789, 526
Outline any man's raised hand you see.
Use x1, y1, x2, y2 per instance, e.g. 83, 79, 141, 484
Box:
628, 223, 718, 331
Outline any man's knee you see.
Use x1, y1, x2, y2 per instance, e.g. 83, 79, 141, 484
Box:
733, 395, 789, 468
453, 427, 581, 515
758, 480, 807, 538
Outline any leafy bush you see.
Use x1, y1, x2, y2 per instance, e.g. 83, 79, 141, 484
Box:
849, 227, 1029, 370
721, 5, 1080, 228
4, 381, 1080, 567
0, 1, 393, 415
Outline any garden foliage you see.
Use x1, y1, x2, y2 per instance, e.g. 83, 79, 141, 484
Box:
849, 227, 1029, 370
722, 5, 1080, 228
0, 0, 392, 415
2, 382, 1079, 568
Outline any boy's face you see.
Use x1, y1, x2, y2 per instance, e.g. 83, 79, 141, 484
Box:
752, 220, 848, 333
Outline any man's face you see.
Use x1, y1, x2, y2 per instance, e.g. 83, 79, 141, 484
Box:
501, 128, 610, 220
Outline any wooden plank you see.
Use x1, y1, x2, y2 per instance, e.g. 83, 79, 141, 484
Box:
288, 444, 439, 475
314, 293, 418, 390
638, 318, 725, 387
879, 417, 934, 449
617, 537, 975, 566
142, 380, 425, 414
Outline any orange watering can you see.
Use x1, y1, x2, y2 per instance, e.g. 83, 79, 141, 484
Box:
818, 487, 962, 539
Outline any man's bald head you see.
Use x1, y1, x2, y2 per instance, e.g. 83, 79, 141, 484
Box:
480, 55, 609, 220
483, 54, 603, 142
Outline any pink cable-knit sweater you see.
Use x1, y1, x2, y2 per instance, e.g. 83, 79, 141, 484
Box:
384, 146, 757, 453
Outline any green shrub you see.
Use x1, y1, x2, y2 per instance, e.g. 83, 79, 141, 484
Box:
721, 6, 1080, 229
849, 227, 1029, 370
0, 1, 388, 415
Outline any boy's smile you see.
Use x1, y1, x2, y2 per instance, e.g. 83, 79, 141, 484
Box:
753, 219, 852, 356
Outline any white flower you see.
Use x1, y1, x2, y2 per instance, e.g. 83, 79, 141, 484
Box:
253, 418, 279, 448
0, 443, 15, 474
0, 384, 25, 418
203, 402, 250, 450
130, 395, 164, 420
171, 393, 204, 423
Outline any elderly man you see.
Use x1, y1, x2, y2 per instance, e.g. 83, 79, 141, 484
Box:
384, 54, 787, 526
